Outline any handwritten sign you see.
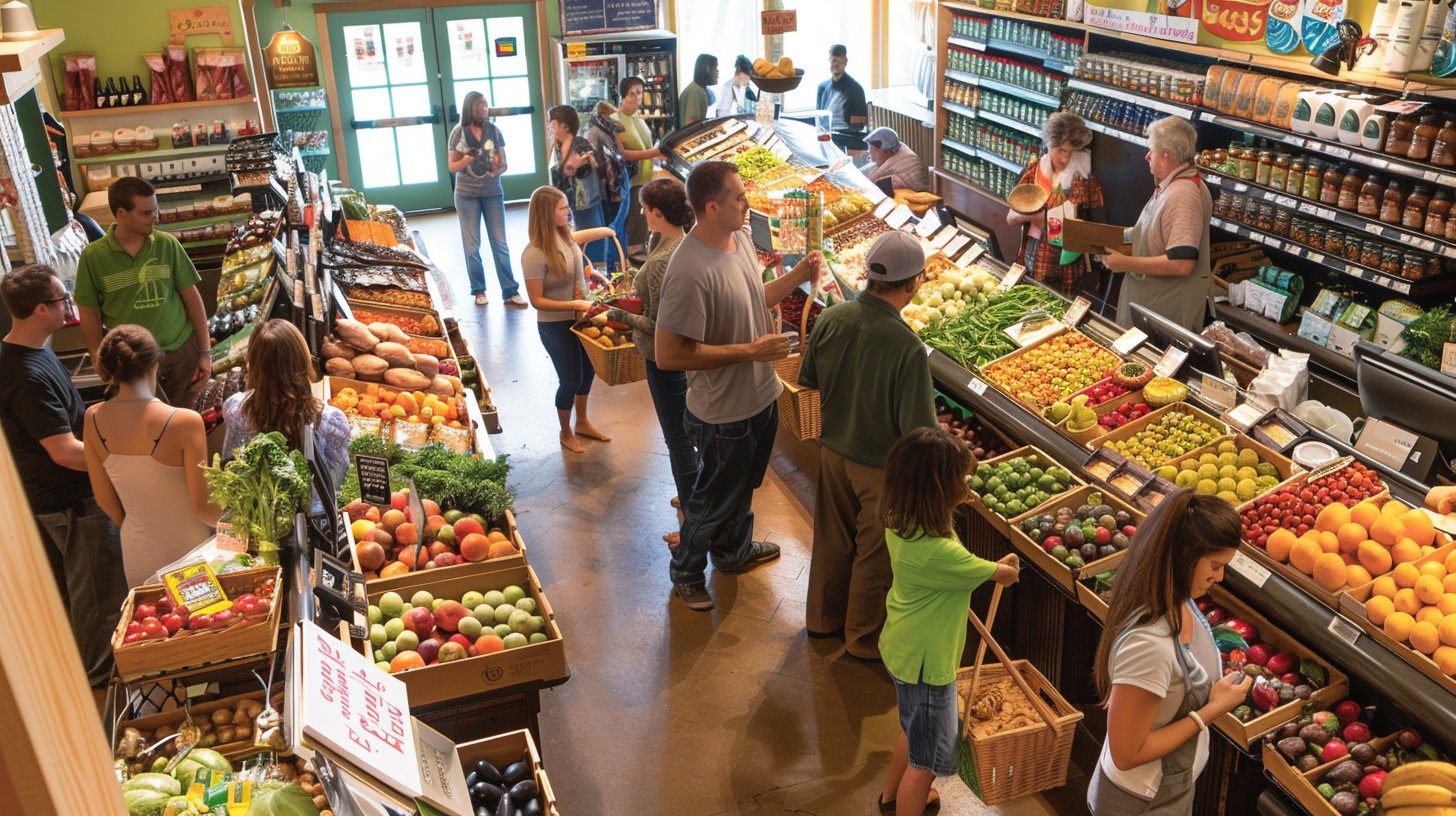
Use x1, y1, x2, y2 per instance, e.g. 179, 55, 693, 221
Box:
1228, 551, 1271, 587
1063, 296, 1091, 326
168, 7, 234, 45
264, 28, 319, 89
914, 207, 942, 237
560, 0, 658, 37
355, 455, 391, 507
761, 9, 798, 34
885, 204, 914, 230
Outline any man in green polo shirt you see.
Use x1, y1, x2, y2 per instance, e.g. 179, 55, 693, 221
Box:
76, 177, 210, 407
798, 231, 938, 660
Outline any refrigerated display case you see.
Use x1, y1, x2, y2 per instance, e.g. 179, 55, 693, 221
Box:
553, 30, 677, 140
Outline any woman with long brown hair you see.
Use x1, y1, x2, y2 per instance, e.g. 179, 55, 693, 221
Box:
1088, 489, 1253, 815
522, 185, 608, 454
221, 319, 350, 490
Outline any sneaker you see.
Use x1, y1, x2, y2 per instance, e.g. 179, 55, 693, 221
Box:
474, 293, 489, 306
716, 540, 781, 574
673, 583, 714, 611
505, 294, 528, 307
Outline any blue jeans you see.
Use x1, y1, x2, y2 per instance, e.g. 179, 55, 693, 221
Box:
573, 201, 609, 266
456, 193, 518, 297
644, 359, 698, 503
34, 498, 128, 685
537, 320, 594, 411
671, 401, 778, 587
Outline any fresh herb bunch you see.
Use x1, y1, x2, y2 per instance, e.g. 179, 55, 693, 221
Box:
1397, 305, 1455, 371
336, 441, 514, 520
203, 432, 312, 564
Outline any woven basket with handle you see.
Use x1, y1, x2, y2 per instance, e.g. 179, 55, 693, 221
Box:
573, 235, 646, 386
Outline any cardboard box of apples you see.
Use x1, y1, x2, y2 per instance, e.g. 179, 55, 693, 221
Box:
343, 489, 525, 592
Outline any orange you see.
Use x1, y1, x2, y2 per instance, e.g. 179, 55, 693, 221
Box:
1385, 498, 1412, 517
380, 562, 410, 578
1394, 562, 1423, 589
1290, 538, 1322, 574
1441, 615, 1456, 648
1371, 515, 1406, 548
1385, 611, 1416, 642
487, 530, 510, 544
1443, 574, 1456, 595
1423, 561, 1450, 581
1337, 523, 1369, 554
1373, 575, 1400, 599
1358, 541, 1394, 577
1265, 528, 1297, 562
1366, 595, 1396, 626
1418, 575, 1448, 605
1395, 588, 1423, 616
1405, 510, 1438, 549
1313, 552, 1349, 591
1392, 538, 1424, 566
1319, 531, 1341, 554
1434, 645, 1456, 676
1345, 565, 1373, 588
1438, 594, 1456, 616
1411, 620, 1442, 654
1316, 502, 1353, 533
1418, 606, 1447, 626
1351, 500, 1383, 530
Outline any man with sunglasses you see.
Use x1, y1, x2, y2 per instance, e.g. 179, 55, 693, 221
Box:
1, 264, 127, 686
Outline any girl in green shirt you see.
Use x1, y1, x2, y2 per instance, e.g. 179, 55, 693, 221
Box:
878, 428, 1019, 816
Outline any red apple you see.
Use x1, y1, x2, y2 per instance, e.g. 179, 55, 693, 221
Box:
212, 609, 234, 627
434, 601, 469, 632
448, 633, 474, 652
134, 603, 156, 622
357, 540, 386, 572
126, 621, 143, 637
161, 614, 185, 634
189, 614, 214, 630
403, 606, 436, 638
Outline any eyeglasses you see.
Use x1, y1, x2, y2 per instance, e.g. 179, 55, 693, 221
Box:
44, 293, 77, 320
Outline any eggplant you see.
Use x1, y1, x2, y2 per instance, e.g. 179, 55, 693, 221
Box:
502, 760, 532, 786
509, 779, 539, 803
473, 759, 504, 786
1324, 759, 1363, 786
470, 781, 505, 807
495, 792, 513, 816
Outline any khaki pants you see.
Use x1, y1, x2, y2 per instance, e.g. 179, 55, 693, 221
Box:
158, 330, 204, 408
808, 447, 892, 658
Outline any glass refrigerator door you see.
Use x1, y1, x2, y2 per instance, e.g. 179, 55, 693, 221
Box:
562, 55, 623, 124
624, 50, 676, 142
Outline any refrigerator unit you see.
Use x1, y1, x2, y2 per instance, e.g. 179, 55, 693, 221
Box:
553, 29, 678, 141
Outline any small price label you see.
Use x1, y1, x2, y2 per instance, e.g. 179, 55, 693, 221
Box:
1328, 614, 1362, 646
914, 208, 942, 237
969, 378, 988, 396
1444, 342, 1456, 376
1063, 296, 1091, 326
873, 198, 896, 219
1153, 347, 1188, 378
995, 263, 1026, 293
1228, 551, 1271, 588
885, 204, 915, 229
1363, 222, 1384, 235
1224, 402, 1266, 432
1306, 253, 1325, 265
1201, 373, 1238, 410
1112, 327, 1148, 355
1233, 182, 1248, 193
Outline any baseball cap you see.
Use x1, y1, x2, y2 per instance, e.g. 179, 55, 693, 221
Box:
865, 126, 901, 150
864, 232, 925, 282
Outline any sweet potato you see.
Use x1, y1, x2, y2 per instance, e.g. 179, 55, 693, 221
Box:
373, 341, 413, 367
334, 318, 378, 351
412, 353, 439, 379
383, 367, 431, 390
324, 358, 355, 378
351, 354, 389, 381
367, 321, 409, 344
321, 336, 357, 360
426, 376, 455, 396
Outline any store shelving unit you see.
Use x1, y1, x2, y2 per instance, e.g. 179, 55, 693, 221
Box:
58, 95, 258, 120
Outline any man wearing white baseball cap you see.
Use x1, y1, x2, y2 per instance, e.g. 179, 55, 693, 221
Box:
798, 231, 938, 660
862, 126, 928, 192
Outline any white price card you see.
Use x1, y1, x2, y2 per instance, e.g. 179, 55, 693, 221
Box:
1201, 373, 1238, 411
1153, 347, 1188, 378
1224, 401, 1267, 432
886, 204, 915, 230
1063, 296, 1091, 326
873, 198, 896, 219
914, 207, 942, 237
969, 378, 988, 396
947, 235, 973, 263
1112, 327, 1148, 355
995, 263, 1026, 293
1444, 342, 1456, 376
1328, 615, 1362, 646
931, 225, 958, 249
1228, 551, 1271, 587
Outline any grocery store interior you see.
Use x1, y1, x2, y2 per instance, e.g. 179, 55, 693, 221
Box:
7, 0, 1456, 814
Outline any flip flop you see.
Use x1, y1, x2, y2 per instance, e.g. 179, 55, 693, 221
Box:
662, 532, 680, 549
670, 497, 681, 509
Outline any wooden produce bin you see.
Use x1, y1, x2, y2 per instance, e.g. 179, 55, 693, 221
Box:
456, 728, 559, 815
979, 328, 1120, 411
1004, 485, 1142, 592
111, 568, 283, 682
1204, 585, 1348, 749
1087, 402, 1230, 470
366, 564, 567, 708
351, 509, 527, 591
324, 375, 474, 454
1263, 734, 1395, 816
1340, 544, 1456, 698
1075, 573, 1113, 623
964, 445, 1086, 536
116, 690, 282, 762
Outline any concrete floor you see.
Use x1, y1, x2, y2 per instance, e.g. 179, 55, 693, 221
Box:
412, 209, 1072, 816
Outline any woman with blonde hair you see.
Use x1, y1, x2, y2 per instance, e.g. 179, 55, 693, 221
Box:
85, 325, 218, 587
522, 185, 609, 453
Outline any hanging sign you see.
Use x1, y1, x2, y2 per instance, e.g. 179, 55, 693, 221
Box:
264, 28, 320, 89
761, 10, 798, 35
169, 7, 234, 45
1083, 1, 1197, 45
560, 0, 658, 37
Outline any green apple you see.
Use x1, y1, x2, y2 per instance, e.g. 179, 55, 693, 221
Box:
434, 526, 457, 546
443, 509, 465, 524
395, 630, 420, 652
482, 590, 506, 608
431, 598, 446, 611
502, 633, 528, 650
514, 597, 537, 615
528, 633, 548, 644
502, 585, 526, 605
384, 618, 406, 639
378, 641, 398, 662
368, 604, 382, 625
378, 592, 404, 618
410, 590, 434, 609
376, 661, 392, 673
369, 624, 388, 648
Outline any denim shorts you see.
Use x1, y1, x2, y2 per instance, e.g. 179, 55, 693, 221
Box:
893, 677, 959, 776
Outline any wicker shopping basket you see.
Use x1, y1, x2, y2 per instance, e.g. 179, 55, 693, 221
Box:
773, 355, 820, 440
956, 572, 1083, 805
573, 324, 646, 386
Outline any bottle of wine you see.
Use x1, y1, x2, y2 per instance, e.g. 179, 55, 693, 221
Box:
130, 75, 146, 106
93, 77, 105, 109
106, 77, 122, 108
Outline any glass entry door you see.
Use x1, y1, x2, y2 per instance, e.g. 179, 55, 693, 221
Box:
325, 3, 546, 211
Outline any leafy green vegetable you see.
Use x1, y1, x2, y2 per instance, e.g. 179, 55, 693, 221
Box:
337, 443, 514, 520
246, 781, 320, 816
203, 432, 312, 564
1397, 305, 1454, 371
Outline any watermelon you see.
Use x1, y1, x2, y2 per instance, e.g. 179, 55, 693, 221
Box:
122, 788, 172, 816
120, 773, 181, 797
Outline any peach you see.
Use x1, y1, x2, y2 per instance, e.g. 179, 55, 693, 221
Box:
434, 601, 469, 632
357, 540, 386, 572
381, 508, 406, 533
488, 540, 517, 559
453, 517, 485, 540
460, 533, 491, 562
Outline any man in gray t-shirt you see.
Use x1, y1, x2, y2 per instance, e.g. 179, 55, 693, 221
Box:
656, 161, 822, 611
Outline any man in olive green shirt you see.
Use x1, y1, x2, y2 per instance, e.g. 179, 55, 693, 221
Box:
798, 232, 938, 659
76, 177, 210, 407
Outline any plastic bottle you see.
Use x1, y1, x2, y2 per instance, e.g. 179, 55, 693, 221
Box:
1381, 0, 1431, 75
1362, 0, 1403, 70
1415, 0, 1451, 70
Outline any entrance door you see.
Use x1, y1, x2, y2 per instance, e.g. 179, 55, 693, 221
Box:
325, 3, 546, 211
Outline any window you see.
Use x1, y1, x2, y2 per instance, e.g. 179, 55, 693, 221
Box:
778, 0, 873, 108
674, 0, 761, 98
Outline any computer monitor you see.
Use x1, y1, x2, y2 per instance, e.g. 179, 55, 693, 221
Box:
1354, 341, 1456, 457
1128, 303, 1224, 378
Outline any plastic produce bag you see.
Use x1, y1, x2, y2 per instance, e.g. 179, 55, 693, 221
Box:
225, 49, 251, 98
1201, 320, 1272, 368
165, 43, 193, 103
1248, 349, 1309, 411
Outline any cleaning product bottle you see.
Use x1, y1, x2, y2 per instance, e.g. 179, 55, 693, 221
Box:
1382, 0, 1431, 74
1416, 0, 1451, 70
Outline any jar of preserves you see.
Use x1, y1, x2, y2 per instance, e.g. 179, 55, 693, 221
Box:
1426, 190, 1452, 237
1358, 175, 1384, 218
1338, 169, 1362, 211
1386, 111, 1418, 156
1238, 148, 1258, 180
1403, 184, 1432, 230
1307, 224, 1327, 251
1287, 159, 1306, 194
1380, 181, 1406, 225
1256, 150, 1275, 186
1382, 245, 1403, 275
1320, 164, 1343, 205
1270, 153, 1291, 190
1302, 160, 1322, 199
1213, 193, 1231, 218
1273, 208, 1292, 236
1432, 119, 1456, 168
1408, 115, 1440, 162
1403, 251, 1428, 280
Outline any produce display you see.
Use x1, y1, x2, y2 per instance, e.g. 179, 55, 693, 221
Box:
329, 384, 470, 449
822, 190, 873, 228
935, 397, 1009, 460
203, 433, 313, 565
1156, 439, 1284, 504
1240, 461, 1387, 549
466, 754, 547, 816
369, 584, 549, 674
1017, 492, 1137, 570
826, 213, 892, 251
349, 308, 441, 337
1270, 713, 1446, 816
967, 453, 1076, 520
964, 674, 1046, 738
1196, 598, 1328, 723
323, 318, 460, 393
339, 438, 514, 523
344, 487, 518, 580
1101, 408, 1226, 470
117, 699, 266, 770
1078, 378, 1133, 407
915, 283, 1069, 369
729, 145, 783, 180
901, 265, 999, 331
121, 582, 274, 645
403, 336, 451, 358
120, 750, 329, 816
577, 311, 634, 349
982, 332, 1119, 408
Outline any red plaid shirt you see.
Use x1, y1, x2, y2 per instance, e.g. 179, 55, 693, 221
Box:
1015, 159, 1105, 297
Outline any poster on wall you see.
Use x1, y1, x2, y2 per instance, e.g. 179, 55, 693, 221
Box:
559, 0, 658, 37
1082, 0, 1199, 44
264, 28, 320, 88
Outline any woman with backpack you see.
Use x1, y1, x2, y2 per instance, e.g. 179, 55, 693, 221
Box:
586, 100, 632, 275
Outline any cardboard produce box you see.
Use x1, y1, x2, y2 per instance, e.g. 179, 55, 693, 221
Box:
456, 728, 559, 815
366, 564, 567, 708
1340, 544, 1456, 698
963, 445, 1086, 536
351, 508, 527, 592
1004, 485, 1142, 592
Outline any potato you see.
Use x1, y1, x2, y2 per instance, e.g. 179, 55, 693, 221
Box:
324, 358, 355, 378
334, 318, 378, 351
233, 722, 252, 740
198, 733, 217, 748
352, 354, 389, 381
412, 353, 440, 379
382, 367, 431, 390
367, 322, 409, 344
216, 726, 236, 743
601, 326, 616, 338
211, 709, 233, 726
321, 336, 357, 360
427, 376, 456, 396
582, 327, 602, 339
232, 708, 251, 726
373, 341, 414, 367
242, 701, 264, 719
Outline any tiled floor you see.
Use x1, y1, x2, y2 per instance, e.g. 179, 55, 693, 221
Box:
412, 209, 1073, 815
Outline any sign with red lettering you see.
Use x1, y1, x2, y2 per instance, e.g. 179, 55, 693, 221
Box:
761, 10, 798, 35
168, 7, 234, 45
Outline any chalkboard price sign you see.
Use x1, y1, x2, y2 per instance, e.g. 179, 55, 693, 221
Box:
355, 455, 391, 507
560, 0, 658, 37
